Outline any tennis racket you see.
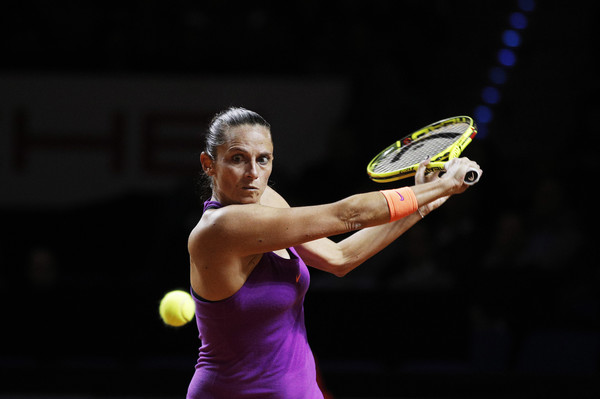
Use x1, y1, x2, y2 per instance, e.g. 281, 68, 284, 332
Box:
366, 116, 480, 184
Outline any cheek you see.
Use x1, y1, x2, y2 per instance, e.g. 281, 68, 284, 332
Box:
261, 166, 273, 180
213, 165, 238, 185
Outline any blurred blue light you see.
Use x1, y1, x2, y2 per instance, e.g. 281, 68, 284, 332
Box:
482, 86, 501, 104
502, 30, 521, 47
489, 67, 507, 85
518, 0, 535, 12
472, 2, 533, 140
498, 48, 517, 67
474, 105, 493, 124
510, 12, 528, 29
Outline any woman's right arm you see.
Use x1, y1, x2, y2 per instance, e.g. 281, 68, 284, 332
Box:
193, 158, 479, 260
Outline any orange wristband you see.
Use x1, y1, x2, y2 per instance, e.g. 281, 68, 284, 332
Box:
380, 187, 418, 222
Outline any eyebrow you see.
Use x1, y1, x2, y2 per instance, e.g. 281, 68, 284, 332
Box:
226, 146, 273, 158
225, 146, 246, 153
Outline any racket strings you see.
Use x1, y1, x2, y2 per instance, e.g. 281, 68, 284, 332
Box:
372, 123, 469, 174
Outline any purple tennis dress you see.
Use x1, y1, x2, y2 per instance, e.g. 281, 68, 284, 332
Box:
186, 201, 323, 399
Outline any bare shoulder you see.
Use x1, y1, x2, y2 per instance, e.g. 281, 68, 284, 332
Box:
187, 205, 262, 256
187, 208, 240, 279
261, 186, 290, 208
187, 208, 226, 256
188, 210, 258, 301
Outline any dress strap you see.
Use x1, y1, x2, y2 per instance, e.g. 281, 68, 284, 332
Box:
203, 200, 223, 213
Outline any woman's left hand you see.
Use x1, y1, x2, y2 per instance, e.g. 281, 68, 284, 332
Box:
414, 158, 450, 217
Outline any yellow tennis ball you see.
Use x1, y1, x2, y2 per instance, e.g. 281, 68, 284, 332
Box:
159, 290, 195, 327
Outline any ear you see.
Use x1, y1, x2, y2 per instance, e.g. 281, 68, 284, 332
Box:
200, 152, 214, 175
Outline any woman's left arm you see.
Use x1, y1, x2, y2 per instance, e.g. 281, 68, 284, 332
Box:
267, 159, 456, 277
296, 213, 422, 276
261, 178, 422, 277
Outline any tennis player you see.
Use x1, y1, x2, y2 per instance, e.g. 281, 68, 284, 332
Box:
186, 107, 481, 398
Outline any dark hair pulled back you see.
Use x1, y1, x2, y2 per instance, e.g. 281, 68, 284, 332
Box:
198, 107, 271, 200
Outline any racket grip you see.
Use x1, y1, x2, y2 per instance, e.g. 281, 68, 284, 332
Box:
443, 162, 481, 185
464, 169, 480, 185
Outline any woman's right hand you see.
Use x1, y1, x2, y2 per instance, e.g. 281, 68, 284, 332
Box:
443, 157, 482, 194
414, 157, 481, 217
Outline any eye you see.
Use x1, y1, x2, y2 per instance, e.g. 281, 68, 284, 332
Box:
257, 155, 270, 165
231, 154, 244, 163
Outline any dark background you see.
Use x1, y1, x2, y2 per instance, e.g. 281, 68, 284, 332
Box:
1, 1, 599, 398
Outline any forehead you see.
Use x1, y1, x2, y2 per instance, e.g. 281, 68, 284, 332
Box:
222, 124, 272, 151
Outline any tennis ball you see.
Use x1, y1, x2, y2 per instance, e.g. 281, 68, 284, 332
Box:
159, 290, 195, 327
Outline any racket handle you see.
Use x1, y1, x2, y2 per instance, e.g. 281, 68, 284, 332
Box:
443, 162, 481, 185
464, 169, 480, 185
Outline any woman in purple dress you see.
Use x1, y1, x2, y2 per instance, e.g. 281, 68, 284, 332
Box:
186, 107, 481, 398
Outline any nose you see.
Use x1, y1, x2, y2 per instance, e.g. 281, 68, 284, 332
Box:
245, 160, 259, 179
